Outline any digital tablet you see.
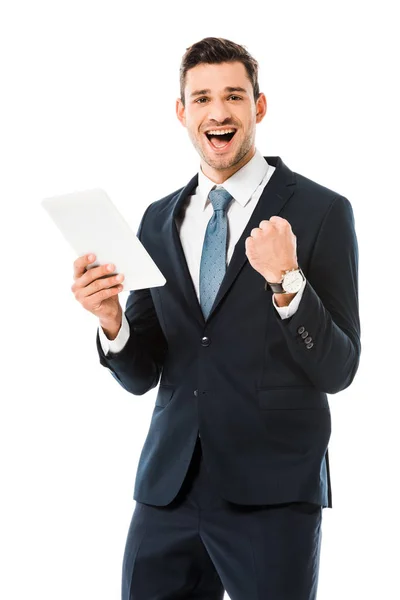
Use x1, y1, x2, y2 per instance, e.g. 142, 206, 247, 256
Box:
41, 188, 166, 291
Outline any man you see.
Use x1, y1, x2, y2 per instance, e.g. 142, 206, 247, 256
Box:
72, 37, 361, 600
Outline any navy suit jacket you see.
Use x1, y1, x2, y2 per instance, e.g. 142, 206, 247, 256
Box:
96, 156, 361, 509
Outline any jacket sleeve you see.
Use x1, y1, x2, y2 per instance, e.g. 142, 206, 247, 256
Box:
272, 195, 361, 394
96, 204, 168, 396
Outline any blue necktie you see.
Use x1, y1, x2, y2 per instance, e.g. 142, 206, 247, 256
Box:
199, 187, 234, 319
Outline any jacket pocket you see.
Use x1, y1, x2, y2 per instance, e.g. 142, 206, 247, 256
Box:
256, 387, 329, 410
155, 385, 175, 407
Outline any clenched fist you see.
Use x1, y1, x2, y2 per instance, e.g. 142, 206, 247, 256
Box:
245, 216, 298, 283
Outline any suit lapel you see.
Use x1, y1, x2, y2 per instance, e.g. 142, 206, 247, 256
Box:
165, 174, 206, 326
165, 156, 296, 326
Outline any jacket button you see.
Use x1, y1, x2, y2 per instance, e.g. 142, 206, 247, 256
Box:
298, 326, 305, 335
305, 336, 312, 344
194, 390, 198, 397
306, 342, 314, 349
201, 336, 210, 346
301, 330, 309, 339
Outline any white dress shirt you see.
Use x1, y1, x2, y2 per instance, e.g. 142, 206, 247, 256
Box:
99, 149, 306, 354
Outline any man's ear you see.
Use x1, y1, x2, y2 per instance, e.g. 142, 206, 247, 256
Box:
255, 92, 267, 124
176, 98, 186, 127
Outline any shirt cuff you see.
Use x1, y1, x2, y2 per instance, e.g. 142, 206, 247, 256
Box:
98, 312, 130, 355
272, 277, 307, 319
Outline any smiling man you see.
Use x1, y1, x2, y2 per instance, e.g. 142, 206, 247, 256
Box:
179, 61, 263, 179
74, 37, 361, 600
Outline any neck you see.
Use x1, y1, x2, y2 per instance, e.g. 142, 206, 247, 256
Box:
201, 146, 256, 184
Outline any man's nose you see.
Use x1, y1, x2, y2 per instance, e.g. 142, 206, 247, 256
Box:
207, 99, 232, 124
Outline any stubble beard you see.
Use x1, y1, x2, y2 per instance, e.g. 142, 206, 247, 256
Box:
189, 128, 254, 172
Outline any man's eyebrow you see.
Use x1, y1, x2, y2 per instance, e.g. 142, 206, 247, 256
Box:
225, 86, 248, 94
190, 89, 211, 98
190, 86, 248, 98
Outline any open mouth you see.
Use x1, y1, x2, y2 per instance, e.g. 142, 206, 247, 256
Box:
204, 128, 237, 151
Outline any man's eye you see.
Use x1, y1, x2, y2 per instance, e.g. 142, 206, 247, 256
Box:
195, 97, 208, 104
228, 95, 241, 101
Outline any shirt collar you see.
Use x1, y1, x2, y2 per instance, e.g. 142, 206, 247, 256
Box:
198, 148, 269, 210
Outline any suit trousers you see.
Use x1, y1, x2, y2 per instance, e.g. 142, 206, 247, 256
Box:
122, 436, 323, 600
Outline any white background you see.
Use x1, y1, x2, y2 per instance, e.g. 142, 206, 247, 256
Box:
1, 1, 399, 598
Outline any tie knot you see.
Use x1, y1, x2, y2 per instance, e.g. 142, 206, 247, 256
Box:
208, 187, 233, 213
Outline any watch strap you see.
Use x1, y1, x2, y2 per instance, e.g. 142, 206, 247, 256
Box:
264, 280, 285, 293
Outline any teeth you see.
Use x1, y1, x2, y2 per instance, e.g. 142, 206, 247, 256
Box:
206, 129, 236, 135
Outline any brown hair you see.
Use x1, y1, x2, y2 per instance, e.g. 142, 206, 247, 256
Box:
179, 37, 260, 106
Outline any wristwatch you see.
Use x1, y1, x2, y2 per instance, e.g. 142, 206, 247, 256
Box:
264, 267, 306, 294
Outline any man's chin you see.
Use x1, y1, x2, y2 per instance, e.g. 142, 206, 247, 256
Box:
202, 147, 247, 171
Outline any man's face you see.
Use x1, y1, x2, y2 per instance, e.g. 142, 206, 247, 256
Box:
176, 61, 266, 179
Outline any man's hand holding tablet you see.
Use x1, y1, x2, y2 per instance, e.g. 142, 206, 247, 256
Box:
71, 253, 124, 340
41, 188, 167, 340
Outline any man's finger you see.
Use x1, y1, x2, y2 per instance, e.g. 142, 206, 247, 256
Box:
269, 216, 290, 227
73, 253, 96, 280
259, 219, 269, 228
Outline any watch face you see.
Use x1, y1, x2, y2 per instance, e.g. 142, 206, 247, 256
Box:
282, 271, 303, 293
